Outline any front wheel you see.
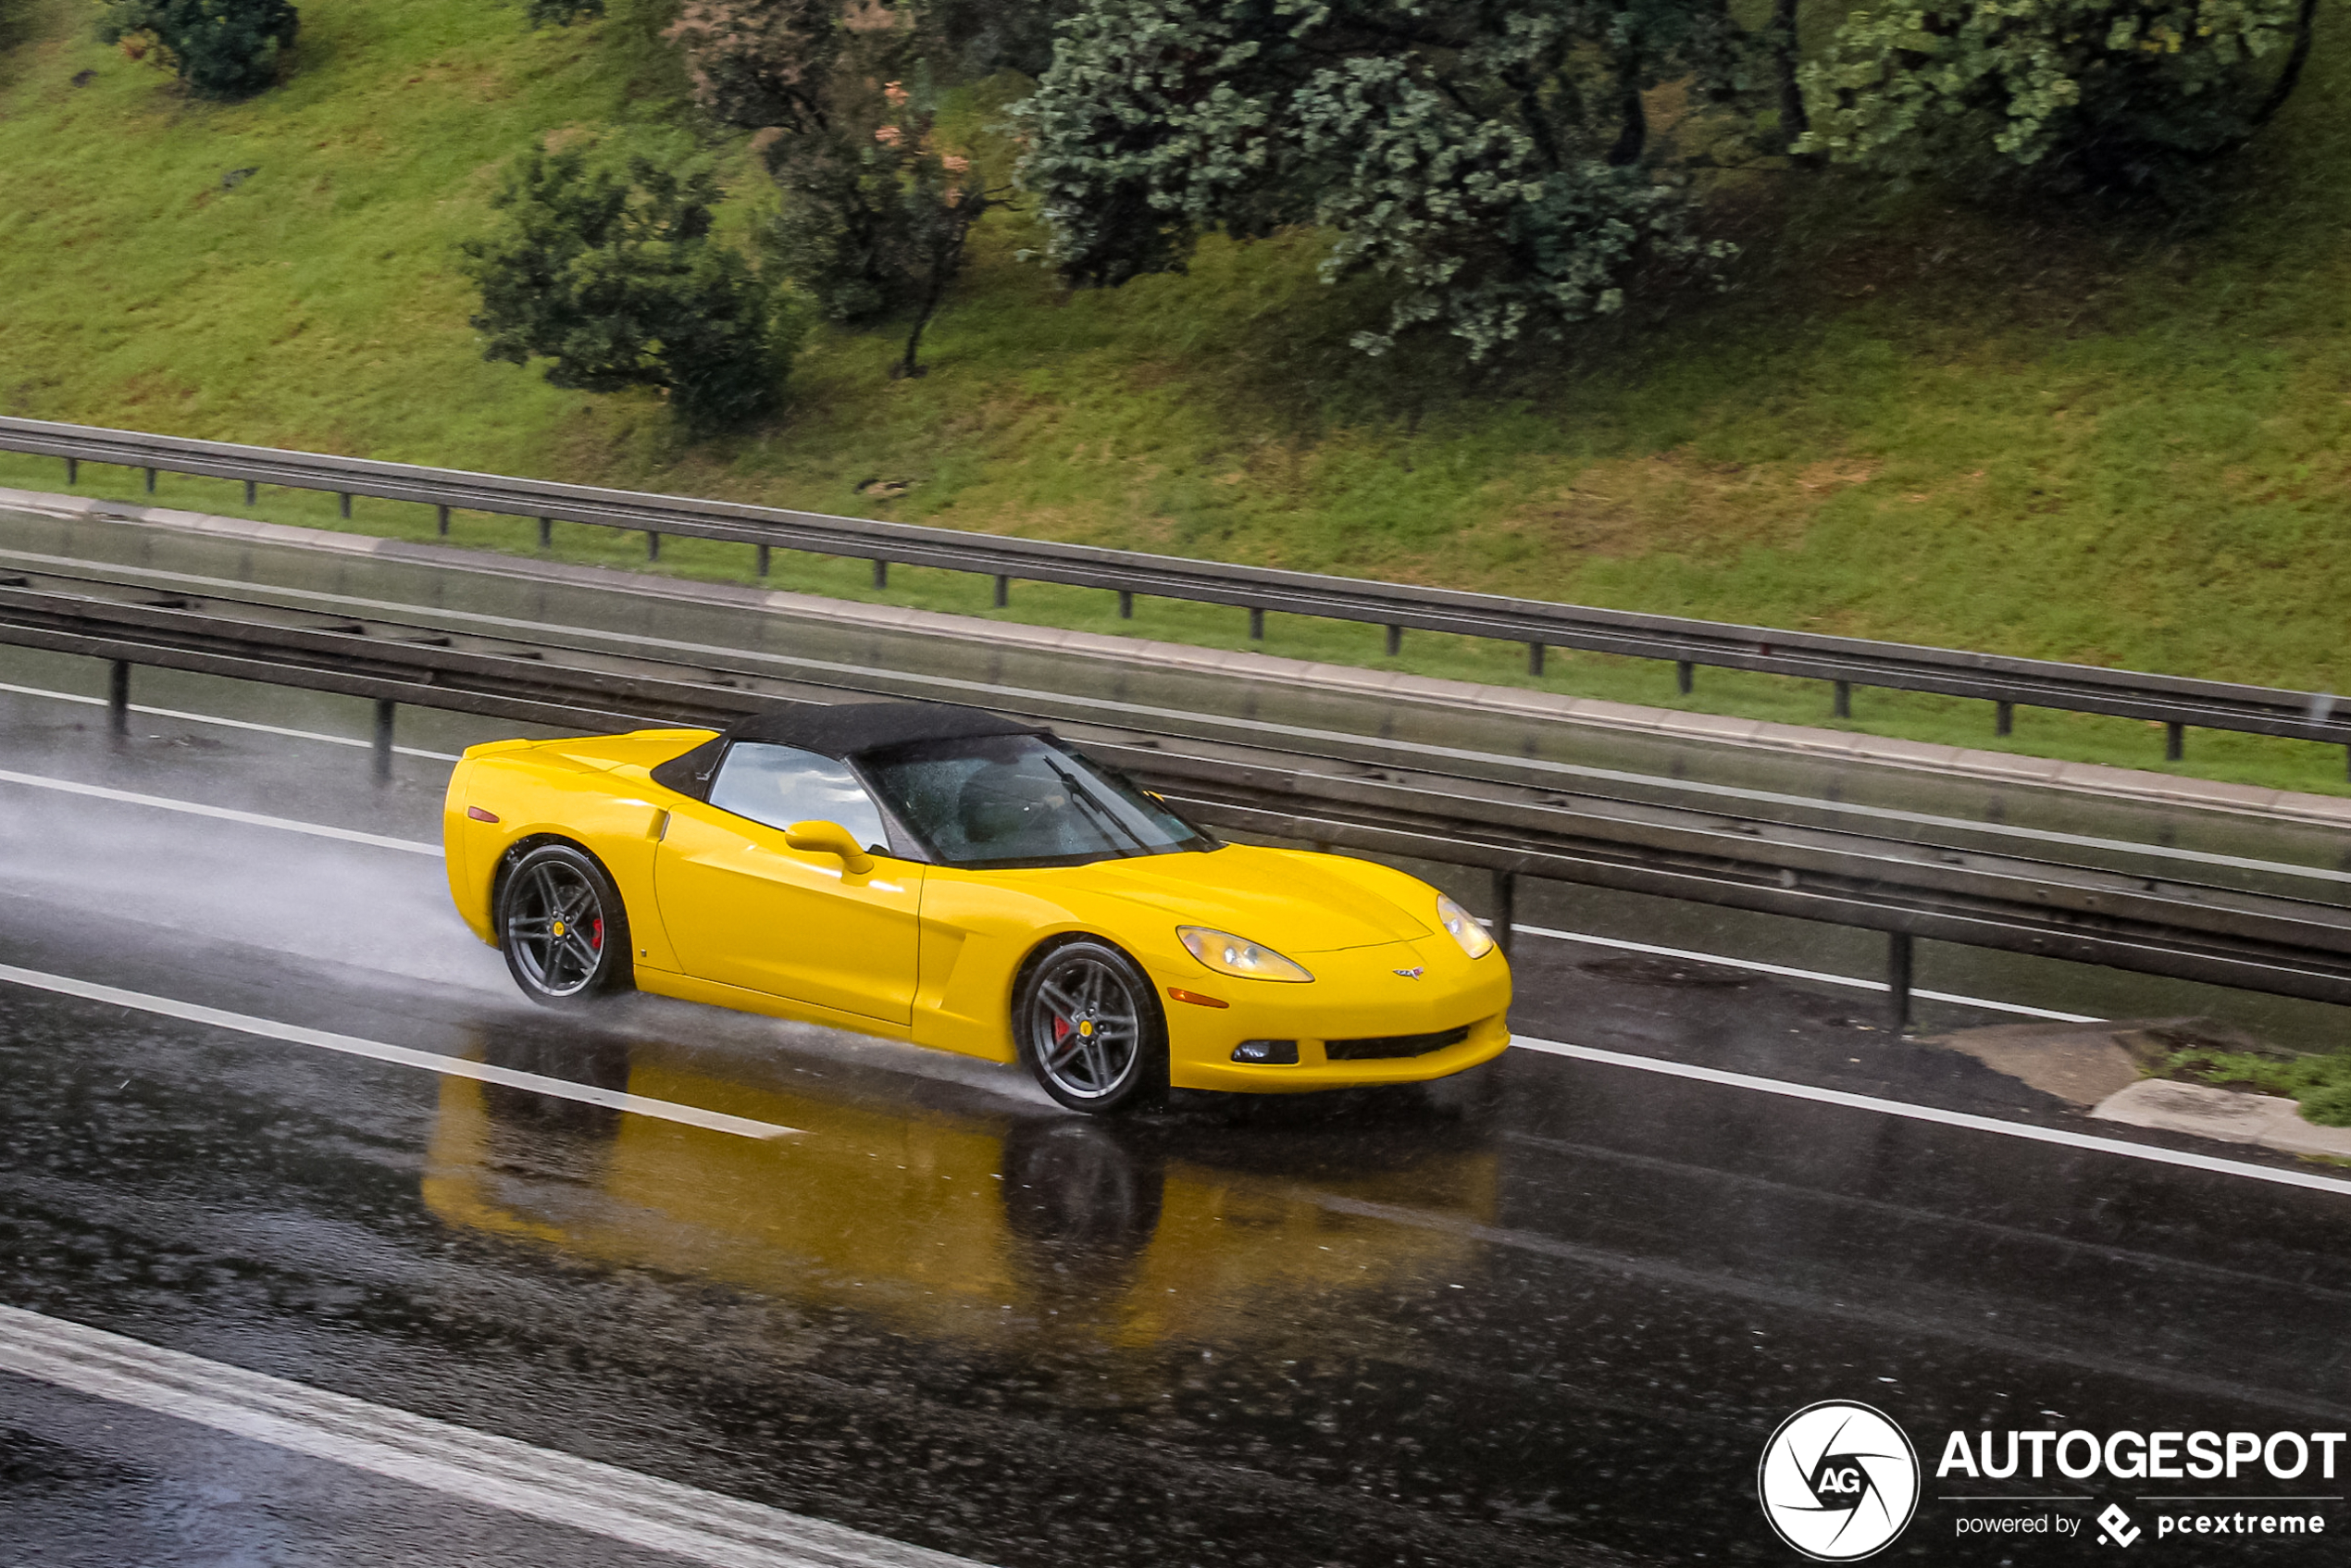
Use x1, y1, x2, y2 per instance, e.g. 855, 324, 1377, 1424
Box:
497, 843, 632, 1008
1014, 940, 1167, 1115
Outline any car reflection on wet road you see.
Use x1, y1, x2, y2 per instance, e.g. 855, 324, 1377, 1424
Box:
425, 1038, 1500, 1366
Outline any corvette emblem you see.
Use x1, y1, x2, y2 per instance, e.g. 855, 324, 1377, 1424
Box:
1393, 966, 1424, 979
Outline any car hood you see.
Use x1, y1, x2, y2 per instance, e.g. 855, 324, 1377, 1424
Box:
1056, 844, 1433, 953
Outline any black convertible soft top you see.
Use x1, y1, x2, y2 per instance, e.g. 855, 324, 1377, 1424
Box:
649, 701, 1044, 800
726, 700, 1042, 759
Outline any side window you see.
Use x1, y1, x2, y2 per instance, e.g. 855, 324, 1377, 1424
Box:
706, 742, 891, 853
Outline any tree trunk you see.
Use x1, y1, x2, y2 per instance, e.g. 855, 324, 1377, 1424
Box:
2251, 0, 2320, 129
893, 267, 947, 379
1775, 0, 1818, 164
1604, 68, 1646, 166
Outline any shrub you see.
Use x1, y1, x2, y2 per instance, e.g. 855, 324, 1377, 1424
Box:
525, 0, 605, 26
460, 139, 799, 433
96, 0, 299, 99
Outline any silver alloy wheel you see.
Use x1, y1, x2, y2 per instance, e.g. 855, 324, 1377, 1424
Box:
1026, 951, 1144, 1102
504, 857, 609, 998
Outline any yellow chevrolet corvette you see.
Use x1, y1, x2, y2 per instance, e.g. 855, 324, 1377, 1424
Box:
442, 701, 1511, 1114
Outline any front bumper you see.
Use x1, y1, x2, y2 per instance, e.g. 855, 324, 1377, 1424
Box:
1157, 938, 1511, 1094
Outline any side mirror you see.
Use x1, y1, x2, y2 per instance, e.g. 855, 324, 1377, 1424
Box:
785, 819, 876, 874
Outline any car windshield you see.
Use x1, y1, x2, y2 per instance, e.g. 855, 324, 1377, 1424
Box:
858, 734, 1210, 867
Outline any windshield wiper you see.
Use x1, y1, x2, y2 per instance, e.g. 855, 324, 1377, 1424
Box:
1044, 758, 1149, 854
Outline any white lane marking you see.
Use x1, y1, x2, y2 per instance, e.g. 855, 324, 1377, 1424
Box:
6, 545, 2334, 886
0, 768, 442, 857
0, 1305, 978, 1568
0, 963, 798, 1142
0, 678, 463, 760
1509, 1033, 2351, 1197
1513, 923, 2102, 1023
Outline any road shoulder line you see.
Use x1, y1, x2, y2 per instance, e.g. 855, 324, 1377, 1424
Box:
1511, 924, 2100, 1023
0, 962, 798, 1142
1510, 1033, 2351, 1196
0, 1304, 980, 1568
0, 766, 444, 855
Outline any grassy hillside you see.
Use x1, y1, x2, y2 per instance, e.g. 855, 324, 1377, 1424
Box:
5, 0, 2351, 792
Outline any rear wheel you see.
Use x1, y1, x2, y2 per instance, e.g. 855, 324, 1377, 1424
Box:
1015, 940, 1166, 1115
497, 843, 631, 1008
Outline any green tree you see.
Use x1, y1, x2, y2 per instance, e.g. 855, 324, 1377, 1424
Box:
1798, 0, 2319, 188
667, 1, 1001, 373
667, 0, 898, 317
1015, 0, 1748, 363
460, 139, 799, 433
96, 0, 298, 99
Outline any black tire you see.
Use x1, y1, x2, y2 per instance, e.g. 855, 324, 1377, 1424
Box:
479, 1031, 631, 1142
496, 842, 632, 1008
1001, 1120, 1164, 1258
1014, 940, 1168, 1114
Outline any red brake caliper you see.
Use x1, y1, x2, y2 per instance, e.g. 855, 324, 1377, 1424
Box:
590, 917, 604, 952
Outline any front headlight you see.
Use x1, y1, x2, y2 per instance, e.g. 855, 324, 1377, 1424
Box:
1436, 894, 1496, 959
1177, 926, 1314, 983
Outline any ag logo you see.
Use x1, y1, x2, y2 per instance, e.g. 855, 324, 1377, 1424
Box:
1758, 1400, 1921, 1561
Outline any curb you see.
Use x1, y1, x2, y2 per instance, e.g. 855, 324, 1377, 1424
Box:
8, 483, 2351, 830
2090, 1077, 2351, 1161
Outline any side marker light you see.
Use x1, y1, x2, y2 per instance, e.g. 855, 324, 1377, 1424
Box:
1167, 987, 1229, 1009
466, 806, 500, 823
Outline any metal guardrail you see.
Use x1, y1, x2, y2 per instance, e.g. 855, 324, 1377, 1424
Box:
4, 416, 2347, 771
5, 561, 2350, 1023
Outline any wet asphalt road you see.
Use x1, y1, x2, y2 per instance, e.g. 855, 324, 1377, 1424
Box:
5, 665, 2351, 1563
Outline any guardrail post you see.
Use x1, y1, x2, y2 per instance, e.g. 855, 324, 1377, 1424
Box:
243, 479, 257, 507
873, 560, 889, 590
993, 575, 1009, 608
372, 700, 396, 784
106, 661, 130, 737
1675, 660, 1694, 695
647, 531, 661, 562
1489, 868, 1517, 958
1249, 607, 1264, 641
1527, 642, 1545, 677
338, 492, 351, 518
64, 457, 77, 485
2165, 722, 2184, 762
1886, 930, 1913, 1029
755, 543, 770, 578
1834, 680, 1852, 719
143, 467, 156, 494
435, 505, 450, 537
537, 517, 552, 549
1996, 701, 2013, 736
1385, 625, 1402, 657
1118, 591, 1134, 619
